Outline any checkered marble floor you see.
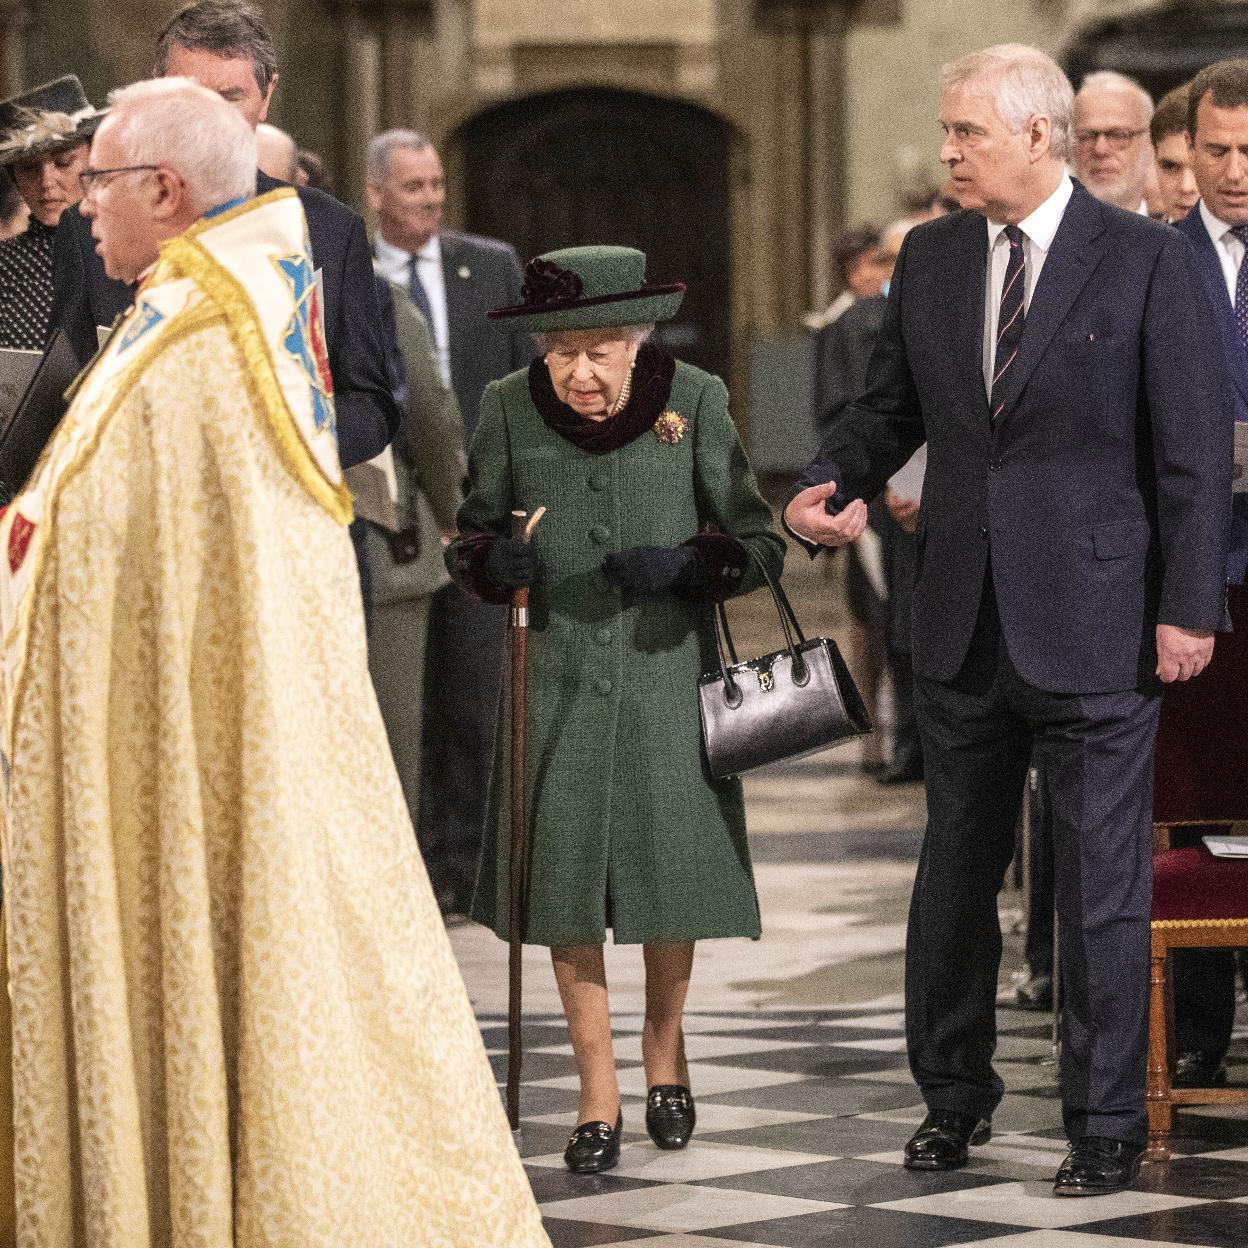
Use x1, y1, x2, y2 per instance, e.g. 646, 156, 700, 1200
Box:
482, 1006, 1248, 1248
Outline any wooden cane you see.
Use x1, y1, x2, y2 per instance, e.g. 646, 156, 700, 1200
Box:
507, 505, 544, 1137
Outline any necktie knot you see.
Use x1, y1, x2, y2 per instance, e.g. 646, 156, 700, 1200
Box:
1004, 224, 1025, 250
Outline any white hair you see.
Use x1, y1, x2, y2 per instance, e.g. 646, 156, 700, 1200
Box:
366, 128, 435, 183
1076, 70, 1154, 125
106, 77, 256, 215
533, 324, 654, 353
941, 44, 1075, 162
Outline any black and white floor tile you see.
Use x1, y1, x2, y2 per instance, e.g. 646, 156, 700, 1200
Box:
482, 1008, 1248, 1248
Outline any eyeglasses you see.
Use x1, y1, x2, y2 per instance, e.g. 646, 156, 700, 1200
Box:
78, 164, 162, 195
1073, 127, 1147, 150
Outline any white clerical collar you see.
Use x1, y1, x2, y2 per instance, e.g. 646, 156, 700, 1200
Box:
985, 173, 1073, 253
1199, 198, 1239, 246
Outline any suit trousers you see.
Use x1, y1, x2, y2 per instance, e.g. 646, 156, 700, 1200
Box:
368, 595, 432, 826
907, 575, 1160, 1144
418, 582, 505, 906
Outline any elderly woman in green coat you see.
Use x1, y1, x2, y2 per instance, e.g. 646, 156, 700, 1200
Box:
447, 245, 784, 1174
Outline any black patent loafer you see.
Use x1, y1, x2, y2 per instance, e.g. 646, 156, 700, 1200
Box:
1173, 1049, 1228, 1089
646, 1084, 696, 1150
1053, 1135, 1144, 1196
903, 1109, 992, 1170
564, 1110, 622, 1174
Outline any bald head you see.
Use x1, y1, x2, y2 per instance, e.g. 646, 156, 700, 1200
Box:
256, 122, 297, 183
1073, 71, 1154, 210
82, 77, 255, 282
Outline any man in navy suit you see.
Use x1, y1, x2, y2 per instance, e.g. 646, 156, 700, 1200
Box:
367, 128, 529, 915
48, 0, 398, 469
787, 44, 1231, 1195
1161, 58, 1248, 1091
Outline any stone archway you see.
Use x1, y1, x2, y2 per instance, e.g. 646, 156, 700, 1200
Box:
455, 87, 734, 381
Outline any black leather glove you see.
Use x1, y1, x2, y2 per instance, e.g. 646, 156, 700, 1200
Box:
601, 545, 704, 599
486, 537, 542, 590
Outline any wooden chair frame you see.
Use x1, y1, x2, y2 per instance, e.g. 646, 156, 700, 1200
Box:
1146, 819, 1248, 1161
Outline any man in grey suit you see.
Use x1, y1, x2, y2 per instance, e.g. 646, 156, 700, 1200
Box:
367, 129, 530, 914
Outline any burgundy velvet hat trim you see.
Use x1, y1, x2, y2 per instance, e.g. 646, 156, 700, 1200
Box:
528, 342, 676, 455
1153, 845, 1248, 922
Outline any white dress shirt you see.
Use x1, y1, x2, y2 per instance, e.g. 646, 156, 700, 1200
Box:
982, 173, 1074, 395
375, 232, 452, 386
1198, 199, 1244, 306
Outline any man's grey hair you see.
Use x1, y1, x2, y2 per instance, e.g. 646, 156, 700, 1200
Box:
154, 0, 278, 94
107, 78, 256, 215
367, 128, 436, 182
941, 44, 1075, 162
1076, 70, 1154, 124
533, 324, 654, 353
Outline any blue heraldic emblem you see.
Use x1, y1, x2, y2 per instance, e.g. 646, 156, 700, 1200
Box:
274, 253, 335, 436
118, 301, 165, 353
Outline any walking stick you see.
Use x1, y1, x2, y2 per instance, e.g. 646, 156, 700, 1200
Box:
507, 505, 545, 1138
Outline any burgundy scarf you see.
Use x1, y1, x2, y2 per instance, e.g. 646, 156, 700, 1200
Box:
527, 342, 676, 455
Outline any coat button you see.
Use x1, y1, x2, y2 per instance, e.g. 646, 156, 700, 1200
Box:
979, 525, 989, 538
592, 676, 613, 695
595, 627, 612, 646
989, 459, 1002, 471
590, 523, 610, 544
588, 472, 607, 492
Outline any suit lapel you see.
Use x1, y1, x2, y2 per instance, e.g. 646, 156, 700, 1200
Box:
949, 212, 989, 423
1177, 207, 1248, 413
997, 183, 1103, 415
439, 231, 466, 379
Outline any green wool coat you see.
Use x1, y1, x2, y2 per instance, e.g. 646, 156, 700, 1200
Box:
456, 357, 785, 946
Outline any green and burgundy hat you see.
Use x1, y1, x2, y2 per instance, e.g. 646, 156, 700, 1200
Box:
489, 245, 685, 333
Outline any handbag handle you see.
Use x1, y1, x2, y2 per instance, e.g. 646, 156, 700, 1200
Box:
713, 546, 809, 706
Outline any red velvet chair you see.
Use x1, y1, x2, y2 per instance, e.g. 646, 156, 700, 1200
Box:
1148, 585, 1248, 1161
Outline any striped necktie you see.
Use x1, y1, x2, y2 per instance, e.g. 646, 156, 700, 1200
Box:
990, 224, 1026, 428
1233, 224, 1248, 356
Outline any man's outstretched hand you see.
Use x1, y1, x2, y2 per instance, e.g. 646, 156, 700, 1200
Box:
1156, 624, 1214, 683
784, 481, 869, 547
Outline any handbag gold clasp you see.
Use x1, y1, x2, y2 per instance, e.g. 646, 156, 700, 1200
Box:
758, 669, 774, 692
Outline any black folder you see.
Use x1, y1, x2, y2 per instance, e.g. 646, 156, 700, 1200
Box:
0, 330, 81, 502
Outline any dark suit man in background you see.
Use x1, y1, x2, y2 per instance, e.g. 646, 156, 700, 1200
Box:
1071, 71, 1154, 215
787, 43, 1231, 1196
1151, 82, 1198, 224
1156, 58, 1248, 1092
367, 128, 529, 915
48, 0, 397, 469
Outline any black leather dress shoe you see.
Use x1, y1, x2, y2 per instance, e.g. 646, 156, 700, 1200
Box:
997, 973, 1053, 1011
1173, 1049, 1228, 1089
1053, 1136, 1144, 1196
564, 1110, 622, 1174
646, 1084, 696, 1150
903, 1110, 992, 1170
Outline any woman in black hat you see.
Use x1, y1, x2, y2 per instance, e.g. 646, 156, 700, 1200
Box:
0, 76, 104, 350
446, 246, 784, 1174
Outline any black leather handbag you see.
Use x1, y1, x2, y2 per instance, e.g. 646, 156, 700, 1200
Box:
698, 555, 872, 778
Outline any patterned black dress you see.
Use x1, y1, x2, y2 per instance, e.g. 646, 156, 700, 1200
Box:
0, 218, 55, 350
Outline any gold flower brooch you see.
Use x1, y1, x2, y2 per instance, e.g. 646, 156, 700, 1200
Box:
654, 410, 688, 444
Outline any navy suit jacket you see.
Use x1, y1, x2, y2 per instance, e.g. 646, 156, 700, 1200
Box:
1172, 205, 1248, 585
795, 181, 1232, 694
437, 229, 530, 437
48, 171, 399, 468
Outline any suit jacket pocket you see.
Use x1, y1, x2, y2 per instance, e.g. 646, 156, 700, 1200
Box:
1089, 518, 1150, 560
